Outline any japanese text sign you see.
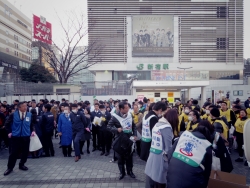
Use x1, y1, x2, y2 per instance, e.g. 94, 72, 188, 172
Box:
33, 15, 52, 45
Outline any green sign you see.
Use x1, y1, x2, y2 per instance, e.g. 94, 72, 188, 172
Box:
136, 64, 169, 71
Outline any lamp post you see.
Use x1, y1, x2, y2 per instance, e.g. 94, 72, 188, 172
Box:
177, 67, 193, 81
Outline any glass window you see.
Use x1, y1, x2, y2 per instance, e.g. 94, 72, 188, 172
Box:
113, 71, 151, 80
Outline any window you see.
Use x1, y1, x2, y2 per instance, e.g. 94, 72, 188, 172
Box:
233, 90, 243, 96
6, 30, 9, 35
217, 6, 228, 18
6, 48, 9, 53
154, 93, 160, 97
217, 38, 228, 49
5, 39, 8, 44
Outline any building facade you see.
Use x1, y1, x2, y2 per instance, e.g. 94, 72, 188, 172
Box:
0, 0, 32, 81
87, 0, 244, 103
69, 46, 95, 84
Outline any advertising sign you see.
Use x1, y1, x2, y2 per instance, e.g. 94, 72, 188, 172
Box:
33, 15, 52, 45
137, 94, 144, 102
132, 15, 174, 57
151, 70, 209, 81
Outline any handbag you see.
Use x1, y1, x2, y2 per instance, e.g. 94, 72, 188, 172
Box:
29, 133, 42, 152
212, 155, 221, 171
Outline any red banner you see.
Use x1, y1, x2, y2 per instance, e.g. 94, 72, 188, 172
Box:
33, 15, 52, 45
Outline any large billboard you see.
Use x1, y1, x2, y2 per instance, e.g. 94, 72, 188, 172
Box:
132, 15, 174, 57
33, 15, 52, 45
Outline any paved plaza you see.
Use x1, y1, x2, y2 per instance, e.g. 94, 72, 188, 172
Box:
0, 139, 250, 188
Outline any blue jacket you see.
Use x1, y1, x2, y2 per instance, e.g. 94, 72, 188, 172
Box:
11, 111, 32, 137
41, 112, 54, 133
58, 113, 72, 146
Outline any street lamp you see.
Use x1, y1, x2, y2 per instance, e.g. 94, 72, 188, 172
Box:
177, 67, 193, 81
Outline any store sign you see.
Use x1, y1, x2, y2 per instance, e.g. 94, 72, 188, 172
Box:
33, 15, 52, 45
151, 70, 209, 81
0, 60, 18, 69
136, 63, 169, 70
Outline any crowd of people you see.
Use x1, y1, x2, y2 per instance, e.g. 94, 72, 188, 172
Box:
0, 96, 250, 188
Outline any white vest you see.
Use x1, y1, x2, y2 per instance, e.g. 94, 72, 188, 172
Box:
150, 123, 172, 154
113, 113, 133, 133
173, 131, 211, 168
142, 115, 156, 142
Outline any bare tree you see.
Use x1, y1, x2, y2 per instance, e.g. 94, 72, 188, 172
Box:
39, 13, 103, 83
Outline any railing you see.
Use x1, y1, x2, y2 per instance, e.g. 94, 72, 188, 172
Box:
0, 80, 132, 97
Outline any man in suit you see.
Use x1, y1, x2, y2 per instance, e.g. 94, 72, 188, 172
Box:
91, 103, 102, 151
4, 102, 32, 176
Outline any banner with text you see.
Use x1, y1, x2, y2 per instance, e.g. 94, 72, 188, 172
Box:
33, 15, 52, 45
151, 70, 209, 81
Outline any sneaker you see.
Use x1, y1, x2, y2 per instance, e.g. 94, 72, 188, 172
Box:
235, 158, 244, 162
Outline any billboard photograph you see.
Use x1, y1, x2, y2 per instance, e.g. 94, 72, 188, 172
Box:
132, 15, 174, 57
33, 15, 52, 45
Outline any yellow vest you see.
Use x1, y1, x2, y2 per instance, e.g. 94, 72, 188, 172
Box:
212, 119, 229, 140
177, 113, 189, 133
186, 121, 199, 132
220, 109, 232, 122
246, 108, 250, 118
202, 114, 212, 123
132, 112, 139, 124
226, 101, 230, 109
235, 118, 249, 133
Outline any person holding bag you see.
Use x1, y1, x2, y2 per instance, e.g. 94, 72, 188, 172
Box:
29, 109, 43, 158
57, 106, 72, 157
108, 102, 137, 180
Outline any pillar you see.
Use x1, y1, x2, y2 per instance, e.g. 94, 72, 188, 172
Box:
201, 86, 207, 107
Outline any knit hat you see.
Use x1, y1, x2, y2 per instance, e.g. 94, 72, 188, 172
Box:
210, 108, 220, 118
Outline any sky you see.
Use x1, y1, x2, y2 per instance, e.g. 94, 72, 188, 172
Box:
7, 0, 250, 58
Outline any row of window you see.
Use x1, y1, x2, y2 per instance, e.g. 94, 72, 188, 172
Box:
14, 43, 31, 55
13, 34, 31, 48
14, 51, 31, 61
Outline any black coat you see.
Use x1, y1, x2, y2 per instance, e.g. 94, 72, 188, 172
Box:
167, 131, 212, 188
41, 112, 54, 134
211, 132, 233, 173
70, 111, 87, 133
99, 111, 111, 130
82, 115, 91, 141
107, 112, 137, 138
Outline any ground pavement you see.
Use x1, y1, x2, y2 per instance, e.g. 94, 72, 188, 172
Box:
0, 139, 250, 188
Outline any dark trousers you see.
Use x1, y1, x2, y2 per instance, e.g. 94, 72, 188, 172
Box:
145, 175, 166, 188
0, 128, 9, 147
73, 130, 83, 157
80, 140, 90, 152
100, 129, 112, 153
7, 136, 30, 170
62, 145, 72, 157
92, 125, 101, 149
136, 140, 141, 156
236, 132, 244, 157
43, 132, 54, 156
118, 153, 133, 174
